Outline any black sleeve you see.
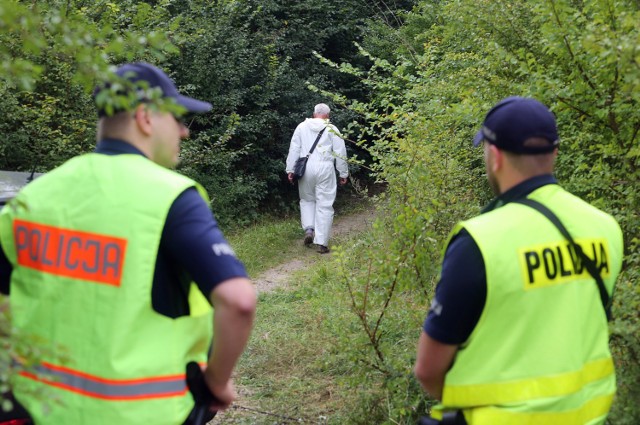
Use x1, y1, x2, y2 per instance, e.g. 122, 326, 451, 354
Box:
160, 188, 248, 297
0, 241, 11, 295
423, 229, 487, 345
152, 188, 249, 318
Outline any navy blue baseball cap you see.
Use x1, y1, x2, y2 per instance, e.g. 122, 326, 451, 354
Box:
96, 62, 212, 116
473, 97, 559, 154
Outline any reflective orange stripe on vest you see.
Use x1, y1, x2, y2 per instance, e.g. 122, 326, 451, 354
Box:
20, 362, 187, 400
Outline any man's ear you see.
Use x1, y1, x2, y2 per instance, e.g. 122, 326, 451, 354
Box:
488, 143, 503, 173
133, 104, 153, 136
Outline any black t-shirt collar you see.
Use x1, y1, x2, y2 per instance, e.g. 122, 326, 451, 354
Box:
95, 138, 147, 157
482, 174, 558, 213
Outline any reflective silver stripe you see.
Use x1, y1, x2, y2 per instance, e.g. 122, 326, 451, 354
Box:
28, 364, 186, 399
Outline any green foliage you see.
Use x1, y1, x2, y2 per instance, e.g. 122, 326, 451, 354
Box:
177, 115, 267, 228
522, 0, 640, 252
170, 0, 388, 212
0, 0, 178, 172
2, 0, 637, 422
2, 0, 418, 219
320, 0, 639, 423
0, 62, 95, 172
0, 1, 176, 91
1, 296, 67, 414
331, 235, 434, 423
609, 269, 640, 424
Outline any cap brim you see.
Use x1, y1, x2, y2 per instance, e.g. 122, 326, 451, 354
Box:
176, 95, 212, 113
472, 130, 484, 147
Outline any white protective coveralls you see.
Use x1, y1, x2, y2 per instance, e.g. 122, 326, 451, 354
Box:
286, 118, 349, 247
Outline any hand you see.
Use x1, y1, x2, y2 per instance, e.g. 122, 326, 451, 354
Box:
339, 177, 348, 186
287, 173, 294, 184
203, 369, 237, 410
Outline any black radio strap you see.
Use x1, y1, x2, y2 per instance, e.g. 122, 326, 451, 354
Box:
515, 198, 612, 320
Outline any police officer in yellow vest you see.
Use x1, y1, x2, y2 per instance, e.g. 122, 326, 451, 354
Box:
414, 97, 623, 425
0, 63, 257, 424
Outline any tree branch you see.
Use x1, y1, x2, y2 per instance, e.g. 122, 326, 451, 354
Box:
548, 0, 601, 96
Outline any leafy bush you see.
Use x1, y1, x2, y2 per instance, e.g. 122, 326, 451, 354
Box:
325, 0, 639, 423
178, 121, 266, 228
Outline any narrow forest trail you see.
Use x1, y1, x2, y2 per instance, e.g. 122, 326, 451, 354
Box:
253, 207, 378, 294
210, 206, 378, 424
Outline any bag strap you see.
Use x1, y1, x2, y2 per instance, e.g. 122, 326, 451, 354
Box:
514, 198, 612, 320
306, 127, 326, 157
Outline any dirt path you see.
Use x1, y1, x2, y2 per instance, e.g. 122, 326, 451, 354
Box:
209, 206, 377, 424
253, 207, 378, 294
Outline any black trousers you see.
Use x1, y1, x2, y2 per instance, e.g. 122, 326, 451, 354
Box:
0, 393, 32, 424
419, 410, 467, 425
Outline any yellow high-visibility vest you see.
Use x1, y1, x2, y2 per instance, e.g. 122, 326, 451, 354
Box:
432, 184, 623, 425
0, 153, 213, 425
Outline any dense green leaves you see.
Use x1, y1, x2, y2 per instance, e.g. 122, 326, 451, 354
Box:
326, 0, 639, 423
1, 0, 638, 422
170, 0, 390, 215
0, 0, 414, 222
0, 0, 178, 172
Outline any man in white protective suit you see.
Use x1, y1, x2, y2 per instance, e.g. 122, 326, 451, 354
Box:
286, 103, 348, 254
